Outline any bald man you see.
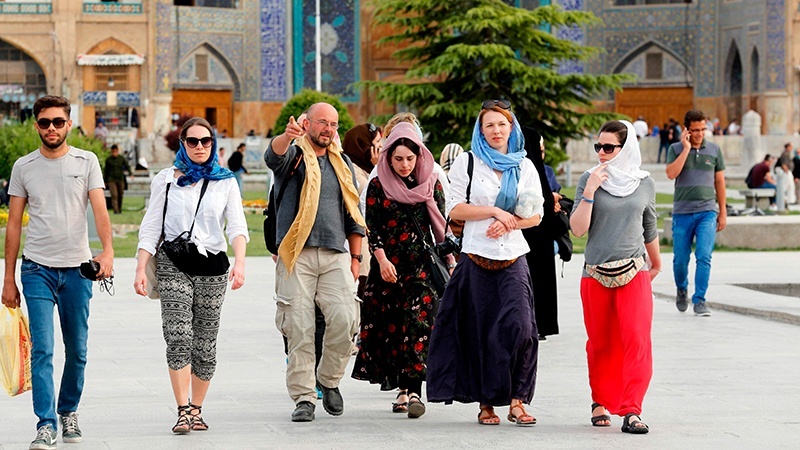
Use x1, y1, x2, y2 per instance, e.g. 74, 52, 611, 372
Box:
265, 102, 365, 422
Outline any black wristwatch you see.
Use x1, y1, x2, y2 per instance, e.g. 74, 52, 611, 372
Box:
350, 253, 363, 262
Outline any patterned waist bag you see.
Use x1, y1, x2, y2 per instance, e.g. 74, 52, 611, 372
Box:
584, 255, 645, 288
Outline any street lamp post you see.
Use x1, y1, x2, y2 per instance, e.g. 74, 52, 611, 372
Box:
315, 0, 321, 91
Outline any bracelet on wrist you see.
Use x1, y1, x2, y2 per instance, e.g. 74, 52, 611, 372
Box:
581, 196, 595, 204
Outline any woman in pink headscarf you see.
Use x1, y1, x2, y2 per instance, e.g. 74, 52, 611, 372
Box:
351, 122, 450, 419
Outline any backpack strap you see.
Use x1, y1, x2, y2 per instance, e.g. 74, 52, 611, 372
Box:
273, 152, 304, 213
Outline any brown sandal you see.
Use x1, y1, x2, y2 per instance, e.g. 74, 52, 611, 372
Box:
507, 403, 536, 426
477, 405, 500, 425
189, 403, 208, 431
172, 405, 191, 434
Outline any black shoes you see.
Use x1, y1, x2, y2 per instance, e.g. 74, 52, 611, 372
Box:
676, 289, 688, 312
317, 383, 344, 416
292, 401, 315, 422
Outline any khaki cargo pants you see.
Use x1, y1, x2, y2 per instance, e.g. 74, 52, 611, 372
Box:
275, 247, 359, 405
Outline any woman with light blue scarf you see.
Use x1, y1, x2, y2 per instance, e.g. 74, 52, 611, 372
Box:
427, 100, 545, 427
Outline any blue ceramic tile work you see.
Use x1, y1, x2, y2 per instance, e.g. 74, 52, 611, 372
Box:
117, 91, 141, 107
293, 0, 359, 102
765, 0, 785, 90
556, 0, 584, 75
261, 0, 287, 101
155, 0, 173, 94
82, 91, 107, 106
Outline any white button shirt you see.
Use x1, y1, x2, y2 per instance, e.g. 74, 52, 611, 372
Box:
138, 168, 250, 256
446, 152, 543, 261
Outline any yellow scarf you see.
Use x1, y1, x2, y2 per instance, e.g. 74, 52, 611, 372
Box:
278, 134, 366, 273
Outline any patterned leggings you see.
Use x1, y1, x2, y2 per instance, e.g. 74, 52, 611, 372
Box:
157, 248, 228, 381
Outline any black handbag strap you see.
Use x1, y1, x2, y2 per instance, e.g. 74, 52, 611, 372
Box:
403, 204, 436, 252
164, 177, 211, 239
273, 152, 304, 214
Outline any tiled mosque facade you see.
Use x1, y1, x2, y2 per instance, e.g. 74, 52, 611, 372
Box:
1, 0, 798, 140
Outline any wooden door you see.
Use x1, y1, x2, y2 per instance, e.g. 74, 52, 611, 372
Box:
615, 87, 694, 130
171, 89, 233, 134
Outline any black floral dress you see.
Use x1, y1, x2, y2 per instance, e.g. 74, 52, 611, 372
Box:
351, 176, 446, 390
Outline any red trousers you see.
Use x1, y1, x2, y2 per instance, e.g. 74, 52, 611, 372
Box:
580, 271, 653, 416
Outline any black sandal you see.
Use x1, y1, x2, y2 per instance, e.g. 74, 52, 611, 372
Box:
621, 413, 649, 434
172, 405, 191, 434
591, 402, 611, 427
392, 390, 408, 413
407, 393, 426, 419
189, 403, 209, 431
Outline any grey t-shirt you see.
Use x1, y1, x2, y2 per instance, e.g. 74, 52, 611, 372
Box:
8, 147, 105, 267
573, 174, 658, 276
265, 142, 365, 253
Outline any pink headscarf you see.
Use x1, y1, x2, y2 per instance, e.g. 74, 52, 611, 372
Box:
377, 122, 446, 244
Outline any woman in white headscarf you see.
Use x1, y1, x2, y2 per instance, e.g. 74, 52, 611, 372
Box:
570, 120, 662, 435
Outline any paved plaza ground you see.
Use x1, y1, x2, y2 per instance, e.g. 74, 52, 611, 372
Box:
1, 252, 798, 449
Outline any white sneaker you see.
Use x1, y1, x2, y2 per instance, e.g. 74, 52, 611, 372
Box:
29, 425, 57, 450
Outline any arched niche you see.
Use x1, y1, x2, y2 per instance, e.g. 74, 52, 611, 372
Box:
0, 38, 47, 122
613, 41, 694, 86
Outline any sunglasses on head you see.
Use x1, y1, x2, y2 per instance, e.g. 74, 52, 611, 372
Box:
594, 143, 623, 154
36, 118, 68, 129
183, 136, 214, 149
367, 123, 377, 133
481, 99, 511, 110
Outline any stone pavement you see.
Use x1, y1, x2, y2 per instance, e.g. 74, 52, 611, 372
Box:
1, 254, 798, 449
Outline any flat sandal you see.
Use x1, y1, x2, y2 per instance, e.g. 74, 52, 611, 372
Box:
172, 405, 191, 434
392, 390, 408, 413
189, 403, 208, 431
507, 403, 536, 426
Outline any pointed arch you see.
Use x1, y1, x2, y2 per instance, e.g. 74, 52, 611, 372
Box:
750, 47, 760, 93
612, 40, 694, 86
724, 41, 743, 122
84, 37, 139, 56
177, 42, 241, 101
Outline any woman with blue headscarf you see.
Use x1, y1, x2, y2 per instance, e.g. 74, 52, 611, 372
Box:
426, 100, 544, 426
134, 117, 250, 434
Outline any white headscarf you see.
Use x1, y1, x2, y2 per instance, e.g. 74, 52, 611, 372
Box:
586, 120, 649, 197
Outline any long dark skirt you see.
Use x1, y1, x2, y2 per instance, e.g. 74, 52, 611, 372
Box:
426, 256, 538, 406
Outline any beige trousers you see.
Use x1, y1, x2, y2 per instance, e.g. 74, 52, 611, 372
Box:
275, 247, 358, 404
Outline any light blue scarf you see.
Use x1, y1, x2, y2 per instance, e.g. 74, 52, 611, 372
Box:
173, 136, 235, 187
470, 112, 526, 212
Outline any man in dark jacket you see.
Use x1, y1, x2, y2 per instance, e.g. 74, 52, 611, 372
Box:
103, 144, 130, 214
228, 143, 248, 192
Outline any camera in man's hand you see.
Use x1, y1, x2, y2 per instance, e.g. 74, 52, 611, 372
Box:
79, 260, 101, 280
435, 234, 461, 258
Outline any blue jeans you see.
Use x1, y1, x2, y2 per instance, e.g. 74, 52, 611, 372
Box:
233, 169, 244, 192
671, 211, 717, 304
20, 258, 92, 430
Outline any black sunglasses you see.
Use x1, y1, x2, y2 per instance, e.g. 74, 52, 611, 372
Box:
594, 143, 623, 154
36, 118, 68, 129
482, 99, 511, 110
183, 136, 214, 148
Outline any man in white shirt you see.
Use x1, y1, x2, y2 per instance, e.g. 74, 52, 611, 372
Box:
633, 116, 648, 141
2, 95, 114, 450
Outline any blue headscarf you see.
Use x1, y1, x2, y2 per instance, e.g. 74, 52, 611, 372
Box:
173, 135, 235, 187
471, 109, 527, 212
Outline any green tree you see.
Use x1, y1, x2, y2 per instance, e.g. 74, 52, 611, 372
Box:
361, 0, 631, 165
0, 120, 106, 180
272, 89, 356, 138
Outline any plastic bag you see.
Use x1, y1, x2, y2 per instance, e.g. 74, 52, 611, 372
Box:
0, 306, 32, 396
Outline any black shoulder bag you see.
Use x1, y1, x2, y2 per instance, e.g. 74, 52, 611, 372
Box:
405, 205, 450, 302
161, 179, 230, 276
263, 153, 304, 254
